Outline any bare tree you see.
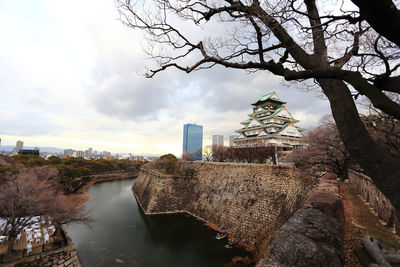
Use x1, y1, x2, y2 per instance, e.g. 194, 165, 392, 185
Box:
362, 95, 400, 160
202, 146, 213, 161
182, 152, 194, 161
212, 145, 227, 162
117, 0, 400, 219
290, 116, 354, 179
0, 171, 90, 252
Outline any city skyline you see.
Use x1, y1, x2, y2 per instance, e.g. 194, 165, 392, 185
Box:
0, 0, 334, 156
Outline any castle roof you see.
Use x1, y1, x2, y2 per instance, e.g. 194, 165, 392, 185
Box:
251, 92, 286, 106
234, 92, 306, 147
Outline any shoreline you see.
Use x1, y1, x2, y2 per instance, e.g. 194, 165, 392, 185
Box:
131, 184, 255, 253
70, 175, 138, 208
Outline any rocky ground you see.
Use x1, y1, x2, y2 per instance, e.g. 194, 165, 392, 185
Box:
340, 182, 400, 266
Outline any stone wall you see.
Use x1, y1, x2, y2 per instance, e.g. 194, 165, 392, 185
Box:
2, 227, 82, 267
2, 244, 81, 267
348, 170, 399, 234
258, 177, 345, 267
90, 171, 138, 180
133, 162, 316, 258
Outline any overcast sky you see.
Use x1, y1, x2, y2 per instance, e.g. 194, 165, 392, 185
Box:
0, 0, 332, 156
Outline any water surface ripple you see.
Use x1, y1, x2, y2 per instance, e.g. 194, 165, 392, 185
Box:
67, 178, 249, 267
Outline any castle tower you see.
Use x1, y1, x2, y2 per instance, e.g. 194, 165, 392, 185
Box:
234, 92, 306, 150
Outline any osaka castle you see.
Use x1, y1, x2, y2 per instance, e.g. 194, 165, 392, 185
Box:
234, 92, 306, 150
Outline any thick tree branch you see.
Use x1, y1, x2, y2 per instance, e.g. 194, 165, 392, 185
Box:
351, 0, 400, 47
304, 0, 328, 61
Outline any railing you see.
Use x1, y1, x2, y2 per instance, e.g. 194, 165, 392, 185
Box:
0, 239, 68, 264
0, 227, 69, 264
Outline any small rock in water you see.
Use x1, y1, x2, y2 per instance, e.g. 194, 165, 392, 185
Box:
115, 258, 124, 264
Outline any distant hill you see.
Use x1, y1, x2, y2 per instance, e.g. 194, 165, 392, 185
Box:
0, 146, 64, 153
0, 146, 159, 156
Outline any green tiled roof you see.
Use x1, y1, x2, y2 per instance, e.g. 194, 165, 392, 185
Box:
256, 106, 284, 120
252, 92, 286, 105
240, 118, 252, 125
273, 122, 291, 135
236, 122, 288, 133
258, 92, 275, 102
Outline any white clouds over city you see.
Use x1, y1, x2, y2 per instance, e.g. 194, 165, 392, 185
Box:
0, 0, 331, 156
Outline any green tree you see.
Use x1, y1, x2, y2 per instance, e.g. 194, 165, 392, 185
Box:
47, 156, 62, 165
157, 154, 178, 174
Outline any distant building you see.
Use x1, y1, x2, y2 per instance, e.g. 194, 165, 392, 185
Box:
16, 140, 23, 151
183, 123, 203, 161
11, 140, 24, 155
75, 151, 85, 158
64, 149, 75, 156
229, 135, 238, 147
234, 92, 306, 150
18, 149, 39, 155
212, 135, 224, 147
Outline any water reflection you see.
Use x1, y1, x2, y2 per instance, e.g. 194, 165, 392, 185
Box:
67, 178, 250, 267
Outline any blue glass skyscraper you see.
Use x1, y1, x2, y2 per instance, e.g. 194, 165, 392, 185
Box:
182, 123, 203, 161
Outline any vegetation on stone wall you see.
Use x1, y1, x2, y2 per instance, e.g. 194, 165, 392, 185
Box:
143, 154, 195, 177
203, 145, 280, 164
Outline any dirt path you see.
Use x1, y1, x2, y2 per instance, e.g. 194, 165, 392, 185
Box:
340, 182, 400, 266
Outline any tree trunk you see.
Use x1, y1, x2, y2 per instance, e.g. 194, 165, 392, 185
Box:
7, 236, 15, 253
318, 78, 400, 221
361, 236, 392, 267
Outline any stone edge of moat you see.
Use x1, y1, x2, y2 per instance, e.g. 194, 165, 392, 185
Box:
73, 172, 139, 208
132, 163, 346, 266
131, 182, 256, 265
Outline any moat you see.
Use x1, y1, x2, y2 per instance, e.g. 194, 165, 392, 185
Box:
67, 178, 250, 267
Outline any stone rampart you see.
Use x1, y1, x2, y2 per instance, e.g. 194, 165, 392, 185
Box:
133, 162, 316, 258
348, 169, 399, 234
258, 178, 345, 267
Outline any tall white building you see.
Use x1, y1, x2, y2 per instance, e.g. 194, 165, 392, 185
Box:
15, 140, 23, 151
212, 135, 224, 147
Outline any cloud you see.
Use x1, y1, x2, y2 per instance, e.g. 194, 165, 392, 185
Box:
0, 0, 333, 155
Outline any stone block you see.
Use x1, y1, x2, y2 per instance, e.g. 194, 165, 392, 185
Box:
258, 208, 344, 267
64, 258, 73, 266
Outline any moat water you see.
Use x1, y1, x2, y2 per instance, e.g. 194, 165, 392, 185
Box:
67, 178, 250, 267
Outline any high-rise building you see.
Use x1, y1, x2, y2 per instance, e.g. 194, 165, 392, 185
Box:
75, 150, 85, 158
234, 92, 306, 150
229, 135, 238, 147
212, 135, 224, 147
11, 140, 24, 155
14, 140, 23, 152
183, 123, 203, 161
